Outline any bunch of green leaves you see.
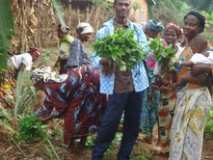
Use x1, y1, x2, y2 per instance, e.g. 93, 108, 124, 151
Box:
94, 28, 146, 71
149, 38, 176, 64
18, 114, 46, 142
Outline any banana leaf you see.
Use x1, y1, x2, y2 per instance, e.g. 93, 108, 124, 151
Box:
0, 0, 14, 72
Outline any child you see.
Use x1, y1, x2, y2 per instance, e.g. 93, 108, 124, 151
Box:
177, 35, 211, 89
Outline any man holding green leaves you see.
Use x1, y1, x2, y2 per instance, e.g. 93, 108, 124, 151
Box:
91, 0, 149, 159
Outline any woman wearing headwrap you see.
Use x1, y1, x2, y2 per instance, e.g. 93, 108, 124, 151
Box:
65, 22, 94, 71
151, 22, 183, 154
139, 20, 164, 143
169, 11, 212, 160
144, 19, 164, 39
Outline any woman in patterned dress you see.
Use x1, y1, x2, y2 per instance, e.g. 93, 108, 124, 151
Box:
140, 19, 164, 142
154, 23, 183, 154
169, 11, 212, 160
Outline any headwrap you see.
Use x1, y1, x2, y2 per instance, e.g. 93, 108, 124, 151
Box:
76, 22, 94, 35
145, 20, 164, 33
58, 24, 70, 34
165, 23, 182, 38
29, 48, 41, 56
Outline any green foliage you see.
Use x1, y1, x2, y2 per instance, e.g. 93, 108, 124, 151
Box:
94, 28, 146, 71
0, 0, 14, 72
149, 38, 176, 63
205, 108, 213, 137
0, 107, 16, 135
148, 0, 191, 25
85, 135, 96, 148
18, 114, 47, 142
188, 0, 213, 11
202, 11, 213, 43
89, 0, 113, 10
131, 155, 151, 160
51, 0, 66, 26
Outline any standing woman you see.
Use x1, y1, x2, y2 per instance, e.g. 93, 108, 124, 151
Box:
65, 22, 94, 70
154, 23, 182, 154
169, 11, 212, 160
140, 20, 164, 142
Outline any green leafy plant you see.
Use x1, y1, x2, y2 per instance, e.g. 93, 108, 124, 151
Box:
205, 108, 213, 137
17, 114, 61, 160
18, 114, 46, 142
94, 28, 146, 71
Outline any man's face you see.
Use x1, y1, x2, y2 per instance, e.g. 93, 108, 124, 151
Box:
114, 0, 131, 19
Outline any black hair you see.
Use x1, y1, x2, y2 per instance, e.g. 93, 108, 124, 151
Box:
76, 27, 84, 34
184, 11, 205, 33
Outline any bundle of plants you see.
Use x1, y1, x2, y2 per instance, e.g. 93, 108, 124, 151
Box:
94, 28, 146, 71
149, 38, 177, 88
149, 38, 176, 65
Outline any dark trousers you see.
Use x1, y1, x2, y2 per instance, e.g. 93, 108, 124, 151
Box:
91, 91, 144, 160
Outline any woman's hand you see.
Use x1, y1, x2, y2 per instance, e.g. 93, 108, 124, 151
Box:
191, 63, 211, 76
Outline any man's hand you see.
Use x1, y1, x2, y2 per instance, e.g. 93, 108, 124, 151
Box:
100, 58, 114, 75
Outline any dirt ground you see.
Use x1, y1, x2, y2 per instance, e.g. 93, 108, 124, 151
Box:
0, 135, 213, 160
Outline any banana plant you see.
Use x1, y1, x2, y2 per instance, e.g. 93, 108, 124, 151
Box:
0, 0, 14, 72
51, 0, 66, 27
